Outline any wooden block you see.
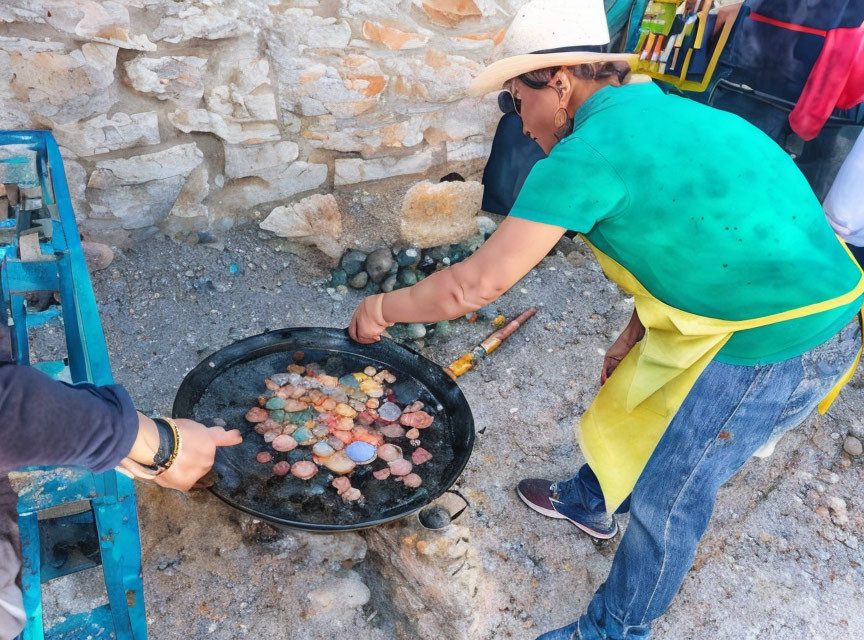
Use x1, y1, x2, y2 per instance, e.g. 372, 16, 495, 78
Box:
5, 184, 18, 206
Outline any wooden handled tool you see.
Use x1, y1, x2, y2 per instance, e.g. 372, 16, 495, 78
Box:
444, 307, 537, 380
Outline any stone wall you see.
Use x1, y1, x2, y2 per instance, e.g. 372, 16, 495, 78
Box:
0, 0, 517, 248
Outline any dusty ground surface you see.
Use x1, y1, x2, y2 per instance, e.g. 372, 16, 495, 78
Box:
39, 227, 864, 639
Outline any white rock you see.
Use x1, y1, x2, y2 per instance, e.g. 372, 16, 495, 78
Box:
307, 115, 425, 156
88, 143, 203, 187
152, 5, 253, 43
169, 163, 210, 220
446, 138, 492, 163
305, 572, 370, 618
0, 37, 65, 53
217, 162, 328, 210
223, 141, 299, 180
297, 531, 367, 566
124, 55, 207, 107
168, 109, 280, 144
0, 2, 45, 23
1, 42, 118, 124
383, 50, 482, 103
46, 1, 156, 51
266, 29, 386, 118
272, 8, 352, 51
52, 112, 159, 157
260, 193, 344, 260
422, 98, 500, 144
60, 152, 90, 220
475, 215, 497, 235
335, 148, 437, 186
86, 144, 204, 229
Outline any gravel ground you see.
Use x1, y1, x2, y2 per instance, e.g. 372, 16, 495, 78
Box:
39, 227, 864, 639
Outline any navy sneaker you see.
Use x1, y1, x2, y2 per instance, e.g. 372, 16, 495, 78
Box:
516, 478, 618, 539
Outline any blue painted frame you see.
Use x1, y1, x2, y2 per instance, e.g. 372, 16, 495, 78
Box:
1, 131, 147, 640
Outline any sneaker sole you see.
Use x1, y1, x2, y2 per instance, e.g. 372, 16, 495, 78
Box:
516, 485, 567, 519
517, 486, 618, 540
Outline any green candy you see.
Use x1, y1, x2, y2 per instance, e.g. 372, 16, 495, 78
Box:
268, 409, 286, 423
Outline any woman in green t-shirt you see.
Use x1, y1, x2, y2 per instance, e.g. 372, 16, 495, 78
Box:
349, 1, 862, 638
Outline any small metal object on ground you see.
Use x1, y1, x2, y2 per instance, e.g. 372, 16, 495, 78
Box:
444, 307, 537, 380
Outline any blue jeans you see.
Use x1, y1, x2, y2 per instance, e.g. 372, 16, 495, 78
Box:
556, 317, 861, 639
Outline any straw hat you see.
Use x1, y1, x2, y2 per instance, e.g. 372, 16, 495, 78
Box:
468, 0, 639, 96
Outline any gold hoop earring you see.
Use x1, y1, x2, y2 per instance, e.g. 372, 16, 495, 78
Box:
554, 107, 569, 129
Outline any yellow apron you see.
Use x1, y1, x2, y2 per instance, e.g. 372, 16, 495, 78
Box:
578, 237, 864, 513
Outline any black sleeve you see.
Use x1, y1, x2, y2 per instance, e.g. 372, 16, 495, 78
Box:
0, 330, 139, 474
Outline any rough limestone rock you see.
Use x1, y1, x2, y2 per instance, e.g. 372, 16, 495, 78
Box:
304, 571, 371, 619
418, 0, 483, 24
335, 148, 437, 186
86, 143, 203, 229
0, 40, 118, 124
362, 20, 429, 50
266, 30, 387, 118
217, 162, 328, 211
362, 517, 495, 638
152, 5, 254, 43
274, 9, 353, 51
168, 163, 210, 221
260, 193, 344, 261
44, 1, 156, 51
382, 50, 481, 102
422, 98, 500, 144
123, 55, 208, 107
399, 180, 483, 248
168, 109, 280, 144
307, 116, 425, 156
203, 56, 278, 122
223, 141, 299, 180
296, 530, 367, 568
447, 137, 492, 163
60, 153, 89, 220
52, 112, 160, 157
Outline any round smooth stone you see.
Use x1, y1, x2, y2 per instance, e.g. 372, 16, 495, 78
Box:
293, 426, 313, 444
329, 268, 348, 287
365, 247, 394, 284
312, 441, 335, 457
348, 271, 369, 289
433, 320, 451, 340
406, 323, 426, 339
346, 441, 377, 464
340, 250, 368, 276
397, 269, 418, 286
265, 397, 285, 410
381, 274, 397, 293
396, 247, 420, 268
377, 401, 402, 422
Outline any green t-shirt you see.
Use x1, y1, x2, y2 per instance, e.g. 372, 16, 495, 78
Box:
510, 82, 862, 365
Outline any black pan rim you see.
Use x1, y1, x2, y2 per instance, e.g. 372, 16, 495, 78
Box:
172, 326, 475, 532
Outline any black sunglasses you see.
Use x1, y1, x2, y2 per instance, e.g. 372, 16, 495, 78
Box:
498, 75, 558, 115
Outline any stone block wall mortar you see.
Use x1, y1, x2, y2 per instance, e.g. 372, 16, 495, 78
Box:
0, 0, 522, 246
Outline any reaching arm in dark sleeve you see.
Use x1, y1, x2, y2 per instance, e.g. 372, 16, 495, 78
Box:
0, 362, 139, 474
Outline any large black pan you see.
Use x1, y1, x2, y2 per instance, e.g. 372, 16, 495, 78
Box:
172, 327, 475, 532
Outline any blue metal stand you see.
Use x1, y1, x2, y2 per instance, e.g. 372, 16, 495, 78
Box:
0, 131, 147, 640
